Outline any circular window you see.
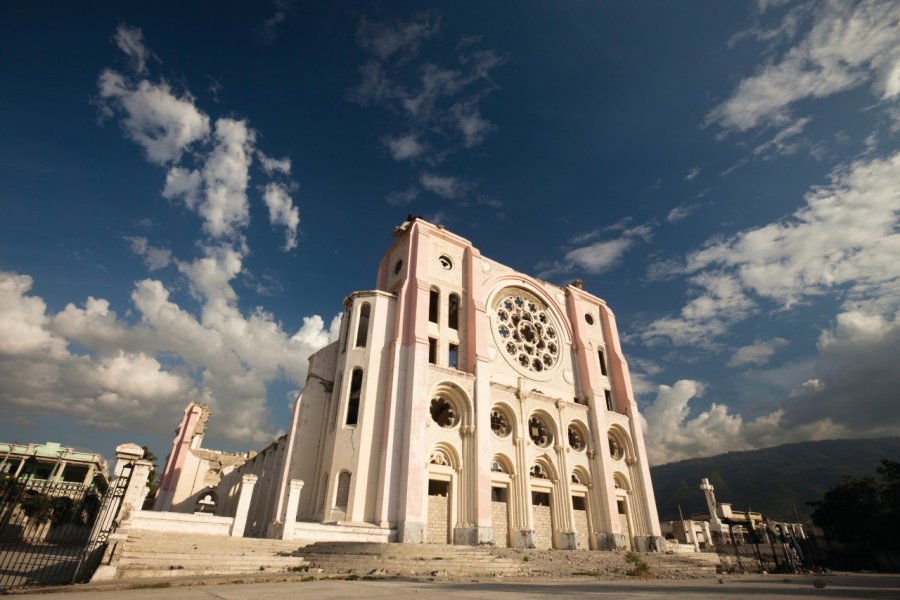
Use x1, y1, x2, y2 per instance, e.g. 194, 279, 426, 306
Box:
585, 313, 594, 325
528, 415, 553, 447
492, 289, 560, 375
568, 424, 586, 451
490, 408, 511, 437
439, 255, 453, 270
394, 260, 403, 275
430, 396, 459, 428
608, 433, 625, 461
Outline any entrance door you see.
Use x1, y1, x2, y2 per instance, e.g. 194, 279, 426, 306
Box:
572, 495, 590, 550
531, 491, 553, 549
426, 480, 450, 544
491, 486, 509, 548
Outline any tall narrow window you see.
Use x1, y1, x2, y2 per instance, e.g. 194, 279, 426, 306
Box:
448, 293, 459, 330
346, 368, 363, 426
605, 389, 614, 412
341, 310, 350, 353
598, 349, 608, 376
355, 303, 370, 347
429, 289, 439, 323
428, 338, 437, 364
448, 343, 459, 369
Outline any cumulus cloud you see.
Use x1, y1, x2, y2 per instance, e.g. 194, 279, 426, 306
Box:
262, 183, 300, 250
97, 70, 210, 165
728, 337, 788, 367
642, 151, 900, 346
537, 222, 654, 279
126, 236, 172, 271
257, 151, 291, 175
199, 118, 255, 238
0, 265, 340, 445
420, 173, 466, 198
384, 134, 425, 161
113, 24, 151, 74
707, 1, 900, 133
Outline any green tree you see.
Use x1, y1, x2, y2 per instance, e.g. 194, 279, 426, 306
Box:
141, 446, 159, 510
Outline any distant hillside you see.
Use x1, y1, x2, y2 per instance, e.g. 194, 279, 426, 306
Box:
650, 437, 900, 523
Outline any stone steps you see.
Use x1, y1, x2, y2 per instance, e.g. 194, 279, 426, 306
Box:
111, 532, 309, 580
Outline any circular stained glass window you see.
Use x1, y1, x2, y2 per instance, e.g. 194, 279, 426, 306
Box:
492, 289, 560, 375
490, 408, 511, 437
528, 415, 552, 447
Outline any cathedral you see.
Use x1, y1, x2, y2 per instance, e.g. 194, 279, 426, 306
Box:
156, 217, 663, 551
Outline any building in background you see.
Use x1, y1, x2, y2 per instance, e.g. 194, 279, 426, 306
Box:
156, 217, 663, 550
0, 442, 109, 492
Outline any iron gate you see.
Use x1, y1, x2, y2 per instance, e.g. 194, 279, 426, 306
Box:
0, 464, 132, 591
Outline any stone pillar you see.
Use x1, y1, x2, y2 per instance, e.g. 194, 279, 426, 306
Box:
231, 473, 258, 537
82, 464, 96, 487
119, 459, 152, 524
281, 479, 305, 540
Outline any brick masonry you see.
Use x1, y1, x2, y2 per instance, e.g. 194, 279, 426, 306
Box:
574, 509, 589, 549
426, 493, 449, 544
491, 501, 508, 547
533, 505, 553, 549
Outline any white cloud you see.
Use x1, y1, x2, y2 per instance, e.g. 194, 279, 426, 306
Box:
420, 173, 466, 198
728, 337, 788, 367
683, 166, 702, 181
538, 221, 654, 279
199, 118, 255, 239
385, 186, 420, 206
643, 151, 900, 346
355, 11, 440, 62
113, 24, 151, 74
257, 151, 291, 175
97, 70, 210, 165
126, 236, 172, 271
384, 134, 425, 161
666, 204, 698, 224
751, 116, 811, 157
707, 1, 900, 133
162, 167, 202, 208
451, 100, 494, 148
262, 183, 300, 250
254, 0, 293, 45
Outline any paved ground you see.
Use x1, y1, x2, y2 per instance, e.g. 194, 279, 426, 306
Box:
5, 574, 900, 600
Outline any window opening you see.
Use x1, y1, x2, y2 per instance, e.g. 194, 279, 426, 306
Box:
609, 433, 625, 461
529, 464, 548, 479
430, 396, 460, 428
568, 424, 586, 451
598, 349, 608, 376
341, 310, 350, 354
448, 293, 459, 330
532, 491, 551, 506
492, 487, 508, 502
428, 338, 437, 364
394, 259, 403, 275
439, 255, 453, 270
605, 389, 614, 412
346, 369, 362, 426
490, 409, 511, 437
355, 303, 370, 347
585, 313, 594, 325
617, 499, 627, 515
448, 343, 459, 369
428, 480, 449, 496
572, 496, 586, 510
528, 415, 552, 447
429, 289, 439, 323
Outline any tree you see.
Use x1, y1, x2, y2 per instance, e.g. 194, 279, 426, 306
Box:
141, 446, 159, 510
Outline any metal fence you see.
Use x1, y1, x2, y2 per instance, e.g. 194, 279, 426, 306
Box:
0, 465, 131, 591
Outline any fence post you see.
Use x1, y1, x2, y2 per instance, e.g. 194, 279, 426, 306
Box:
230, 474, 258, 537
281, 479, 305, 540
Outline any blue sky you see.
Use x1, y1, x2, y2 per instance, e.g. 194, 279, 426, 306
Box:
1, 1, 898, 466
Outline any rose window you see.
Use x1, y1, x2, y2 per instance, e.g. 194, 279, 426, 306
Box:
430, 397, 460, 428
528, 415, 552, 447
608, 433, 624, 461
568, 425, 586, 452
490, 409, 511, 437
493, 290, 559, 374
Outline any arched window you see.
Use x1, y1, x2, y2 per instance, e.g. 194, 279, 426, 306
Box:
355, 303, 370, 347
448, 293, 460, 330
429, 289, 439, 323
346, 368, 362, 426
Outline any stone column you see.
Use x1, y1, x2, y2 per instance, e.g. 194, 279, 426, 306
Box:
231, 474, 259, 537
281, 479, 305, 540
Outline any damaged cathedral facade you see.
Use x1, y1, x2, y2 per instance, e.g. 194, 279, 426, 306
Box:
155, 218, 663, 551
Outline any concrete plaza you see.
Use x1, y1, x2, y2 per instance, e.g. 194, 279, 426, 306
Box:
6, 574, 900, 600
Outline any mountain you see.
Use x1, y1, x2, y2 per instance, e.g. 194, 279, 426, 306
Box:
649, 437, 900, 523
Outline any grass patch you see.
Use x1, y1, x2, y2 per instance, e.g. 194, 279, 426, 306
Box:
624, 551, 651, 577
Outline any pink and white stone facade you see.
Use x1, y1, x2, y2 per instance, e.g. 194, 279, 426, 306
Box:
282, 218, 663, 550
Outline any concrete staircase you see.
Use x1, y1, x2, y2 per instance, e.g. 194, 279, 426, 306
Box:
110, 531, 309, 579
300, 542, 525, 578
